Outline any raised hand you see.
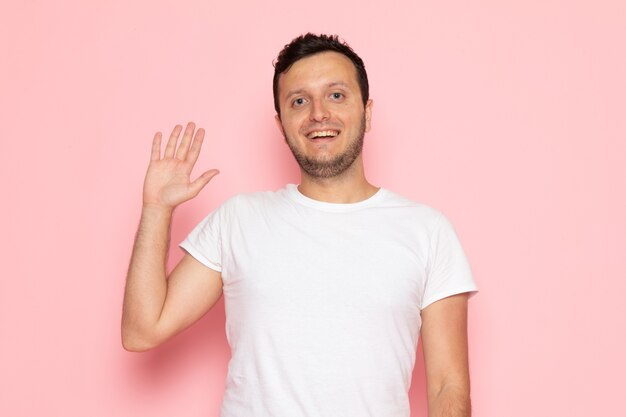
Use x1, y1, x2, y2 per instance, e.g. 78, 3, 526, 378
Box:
143, 122, 219, 209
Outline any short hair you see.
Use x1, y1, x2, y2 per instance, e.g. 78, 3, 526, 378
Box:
272, 33, 369, 116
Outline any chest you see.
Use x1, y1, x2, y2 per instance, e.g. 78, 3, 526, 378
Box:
221, 212, 428, 323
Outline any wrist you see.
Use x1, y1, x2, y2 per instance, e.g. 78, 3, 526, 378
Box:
141, 202, 175, 217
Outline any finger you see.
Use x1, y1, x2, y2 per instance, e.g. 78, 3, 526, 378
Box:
188, 169, 220, 197
164, 124, 183, 159
175, 121, 196, 160
151, 132, 162, 161
186, 128, 205, 166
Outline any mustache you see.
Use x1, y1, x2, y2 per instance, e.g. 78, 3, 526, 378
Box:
300, 123, 342, 134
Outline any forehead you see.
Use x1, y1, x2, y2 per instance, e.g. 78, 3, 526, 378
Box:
277, 51, 359, 96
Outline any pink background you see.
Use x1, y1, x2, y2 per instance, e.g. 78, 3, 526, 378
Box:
1, 1, 625, 416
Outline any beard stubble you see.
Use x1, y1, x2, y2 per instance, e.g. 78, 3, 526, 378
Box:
283, 114, 366, 179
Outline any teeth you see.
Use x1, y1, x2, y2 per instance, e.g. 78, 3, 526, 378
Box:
308, 130, 339, 139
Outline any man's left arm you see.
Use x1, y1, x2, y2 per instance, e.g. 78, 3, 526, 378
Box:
420, 292, 472, 417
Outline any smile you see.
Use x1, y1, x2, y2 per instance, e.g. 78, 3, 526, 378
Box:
306, 130, 340, 139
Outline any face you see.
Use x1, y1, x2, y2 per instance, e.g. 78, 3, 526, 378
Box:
275, 51, 373, 179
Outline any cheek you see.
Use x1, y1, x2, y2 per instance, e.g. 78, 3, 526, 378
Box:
282, 115, 304, 134
282, 122, 298, 137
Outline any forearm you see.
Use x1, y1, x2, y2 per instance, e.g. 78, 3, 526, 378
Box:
428, 384, 471, 417
121, 204, 173, 350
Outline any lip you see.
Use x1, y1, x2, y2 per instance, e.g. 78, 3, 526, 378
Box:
306, 131, 340, 143
303, 125, 342, 137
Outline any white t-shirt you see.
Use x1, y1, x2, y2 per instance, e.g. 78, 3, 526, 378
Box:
180, 184, 477, 417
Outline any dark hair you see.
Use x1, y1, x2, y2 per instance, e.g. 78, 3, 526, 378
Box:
272, 33, 369, 116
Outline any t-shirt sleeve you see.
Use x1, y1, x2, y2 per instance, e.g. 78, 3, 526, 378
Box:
179, 207, 223, 272
421, 212, 478, 310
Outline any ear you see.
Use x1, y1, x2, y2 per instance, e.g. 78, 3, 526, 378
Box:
274, 114, 287, 142
364, 99, 374, 132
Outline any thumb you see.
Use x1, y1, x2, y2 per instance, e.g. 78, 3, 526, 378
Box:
189, 169, 220, 197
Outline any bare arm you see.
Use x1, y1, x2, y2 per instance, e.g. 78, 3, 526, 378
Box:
121, 122, 221, 352
421, 293, 472, 417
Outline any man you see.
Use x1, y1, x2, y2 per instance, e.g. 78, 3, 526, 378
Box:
122, 33, 478, 417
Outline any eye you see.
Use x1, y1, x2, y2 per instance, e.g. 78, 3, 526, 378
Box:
292, 97, 307, 107
330, 92, 344, 100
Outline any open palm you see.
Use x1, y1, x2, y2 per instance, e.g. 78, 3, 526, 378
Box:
143, 122, 219, 208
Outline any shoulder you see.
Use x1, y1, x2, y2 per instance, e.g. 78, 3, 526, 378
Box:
212, 187, 290, 216
377, 188, 445, 228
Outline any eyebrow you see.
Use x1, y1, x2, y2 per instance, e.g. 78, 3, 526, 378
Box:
284, 82, 350, 99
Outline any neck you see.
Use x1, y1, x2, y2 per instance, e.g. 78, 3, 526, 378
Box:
297, 158, 379, 203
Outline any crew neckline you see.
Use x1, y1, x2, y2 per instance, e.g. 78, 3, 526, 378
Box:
285, 183, 387, 212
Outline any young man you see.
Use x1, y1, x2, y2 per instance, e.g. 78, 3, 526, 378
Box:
122, 33, 478, 417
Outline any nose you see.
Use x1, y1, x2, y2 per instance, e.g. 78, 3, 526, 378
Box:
309, 98, 330, 122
